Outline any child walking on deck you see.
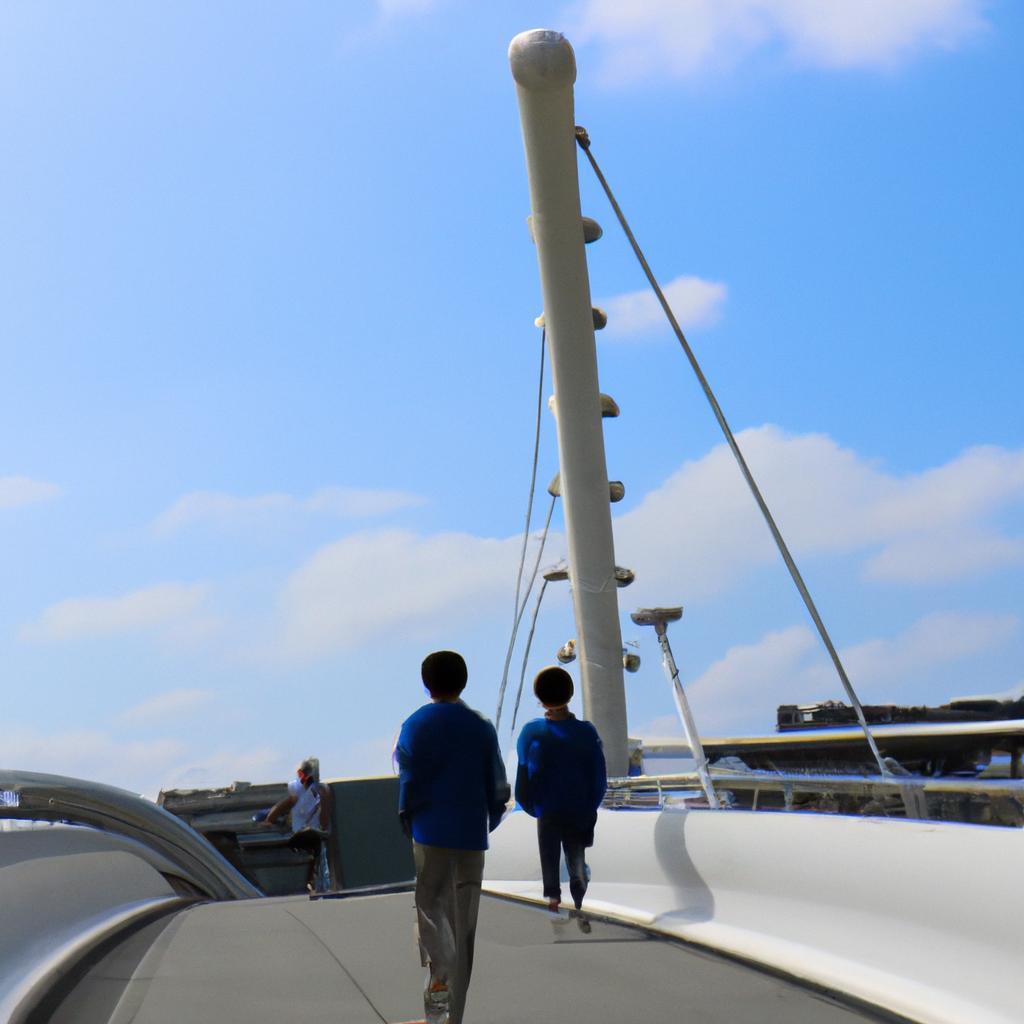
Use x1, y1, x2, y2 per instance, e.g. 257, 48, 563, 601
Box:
515, 666, 607, 920
396, 650, 509, 1024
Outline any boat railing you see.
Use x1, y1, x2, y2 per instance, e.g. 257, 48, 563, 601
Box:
604, 770, 1024, 826
0, 769, 260, 900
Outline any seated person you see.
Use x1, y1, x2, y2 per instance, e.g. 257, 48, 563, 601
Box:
264, 758, 332, 892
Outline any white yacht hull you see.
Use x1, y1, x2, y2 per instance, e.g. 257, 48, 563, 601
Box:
486, 806, 1023, 1024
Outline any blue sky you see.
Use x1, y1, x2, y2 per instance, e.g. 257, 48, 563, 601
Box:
2, 1, 1021, 795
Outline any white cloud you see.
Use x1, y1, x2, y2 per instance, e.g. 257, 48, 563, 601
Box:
615, 427, 1024, 603
772, 0, 989, 68
153, 486, 425, 534
638, 713, 689, 740
599, 275, 727, 340
948, 680, 1024, 704
2, 720, 399, 799
864, 445, 1024, 533
118, 688, 216, 727
21, 582, 209, 643
688, 625, 818, 733
157, 747, 292, 795
2, 728, 289, 800
683, 610, 1020, 735
305, 487, 427, 518
0, 476, 61, 510
155, 492, 290, 533
572, 0, 989, 84
264, 429, 1021, 665
821, 611, 1020, 692
865, 530, 1024, 584
2, 729, 189, 797
279, 528, 523, 660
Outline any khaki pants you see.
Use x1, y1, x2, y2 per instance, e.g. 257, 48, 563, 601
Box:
413, 842, 485, 1024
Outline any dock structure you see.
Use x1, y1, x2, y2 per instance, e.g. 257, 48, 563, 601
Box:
158, 775, 414, 896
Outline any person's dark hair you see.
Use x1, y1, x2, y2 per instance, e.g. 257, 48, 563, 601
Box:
421, 650, 468, 698
533, 665, 573, 708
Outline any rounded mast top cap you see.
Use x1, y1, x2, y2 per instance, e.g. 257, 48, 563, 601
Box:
509, 29, 577, 90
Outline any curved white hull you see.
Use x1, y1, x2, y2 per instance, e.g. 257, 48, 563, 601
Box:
486, 806, 1023, 1024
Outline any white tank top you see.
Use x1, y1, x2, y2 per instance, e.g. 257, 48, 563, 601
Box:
288, 778, 322, 832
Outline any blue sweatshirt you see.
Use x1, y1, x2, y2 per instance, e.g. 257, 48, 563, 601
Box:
515, 715, 607, 822
396, 700, 509, 850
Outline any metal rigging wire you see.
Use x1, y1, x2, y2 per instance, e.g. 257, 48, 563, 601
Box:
511, 328, 546, 625
575, 125, 892, 779
510, 496, 559, 734
511, 584, 548, 736
496, 497, 557, 732
496, 329, 555, 731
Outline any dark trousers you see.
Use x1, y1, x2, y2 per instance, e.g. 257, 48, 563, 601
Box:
288, 827, 327, 891
537, 815, 593, 909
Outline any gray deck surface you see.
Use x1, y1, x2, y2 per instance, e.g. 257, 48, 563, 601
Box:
50, 892, 891, 1023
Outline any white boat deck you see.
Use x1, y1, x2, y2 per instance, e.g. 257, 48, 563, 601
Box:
7, 777, 1021, 1023
45, 891, 893, 1023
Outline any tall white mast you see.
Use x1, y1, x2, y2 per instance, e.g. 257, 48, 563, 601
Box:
509, 29, 628, 776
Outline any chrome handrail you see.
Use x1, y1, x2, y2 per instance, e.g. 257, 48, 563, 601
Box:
0, 769, 260, 900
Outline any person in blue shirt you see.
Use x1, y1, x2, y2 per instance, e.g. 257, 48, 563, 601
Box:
396, 650, 509, 1024
515, 666, 606, 917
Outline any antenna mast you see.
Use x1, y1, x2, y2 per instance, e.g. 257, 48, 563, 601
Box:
509, 29, 628, 776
